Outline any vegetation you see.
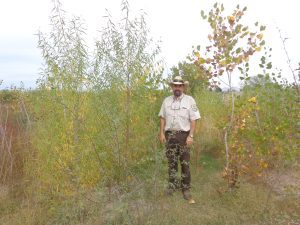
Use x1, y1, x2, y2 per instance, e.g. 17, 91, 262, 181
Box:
0, 1, 299, 224
190, 2, 299, 188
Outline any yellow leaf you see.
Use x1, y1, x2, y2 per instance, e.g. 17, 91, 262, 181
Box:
248, 96, 256, 103
257, 33, 263, 40
227, 16, 235, 24
255, 47, 262, 52
198, 57, 206, 64
194, 52, 200, 58
219, 60, 227, 66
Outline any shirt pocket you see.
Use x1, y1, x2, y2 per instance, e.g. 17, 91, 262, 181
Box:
165, 104, 173, 116
179, 104, 189, 119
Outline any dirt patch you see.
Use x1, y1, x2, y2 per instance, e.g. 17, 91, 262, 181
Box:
263, 168, 300, 197
0, 185, 9, 199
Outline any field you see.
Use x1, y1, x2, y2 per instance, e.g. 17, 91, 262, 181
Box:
0, 87, 299, 225
1, 1, 300, 224
1, 152, 299, 225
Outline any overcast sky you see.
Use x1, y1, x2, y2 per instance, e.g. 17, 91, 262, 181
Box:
0, 0, 299, 89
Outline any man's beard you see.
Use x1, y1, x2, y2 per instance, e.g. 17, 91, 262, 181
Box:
173, 90, 182, 97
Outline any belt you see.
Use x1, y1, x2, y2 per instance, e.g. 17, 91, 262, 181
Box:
165, 130, 189, 134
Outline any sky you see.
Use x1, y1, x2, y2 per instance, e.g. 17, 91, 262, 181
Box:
0, 0, 299, 89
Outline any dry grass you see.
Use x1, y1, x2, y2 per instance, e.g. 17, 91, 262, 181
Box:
1, 155, 299, 225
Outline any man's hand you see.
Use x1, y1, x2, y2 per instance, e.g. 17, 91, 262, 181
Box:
159, 117, 166, 144
159, 132, 166, 144
186, 136, 193, 147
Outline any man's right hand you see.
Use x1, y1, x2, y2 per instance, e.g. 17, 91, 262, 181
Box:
159, 132, 166, 144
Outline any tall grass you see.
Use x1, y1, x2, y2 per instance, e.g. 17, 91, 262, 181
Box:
1, 1, 299, 224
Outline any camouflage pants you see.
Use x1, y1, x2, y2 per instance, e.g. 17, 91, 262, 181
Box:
165, 131, 191, 191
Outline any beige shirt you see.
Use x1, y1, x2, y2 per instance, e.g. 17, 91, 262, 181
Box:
158, 94, 201, 131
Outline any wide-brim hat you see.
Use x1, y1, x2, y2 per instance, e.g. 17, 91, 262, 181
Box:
169, 76, 189, 86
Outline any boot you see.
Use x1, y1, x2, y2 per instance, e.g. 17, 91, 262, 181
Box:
182, 190, 195, 204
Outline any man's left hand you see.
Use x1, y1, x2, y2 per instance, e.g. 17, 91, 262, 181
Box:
186, 136, 193, 147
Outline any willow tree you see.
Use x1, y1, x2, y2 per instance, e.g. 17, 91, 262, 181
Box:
33, 0, 99, 195
37, 0, 89, 143
91, 0, 162, 173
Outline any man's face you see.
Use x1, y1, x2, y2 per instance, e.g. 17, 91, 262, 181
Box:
172, 84, 184, 97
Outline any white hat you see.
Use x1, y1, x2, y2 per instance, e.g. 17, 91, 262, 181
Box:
169, 76, 189, 86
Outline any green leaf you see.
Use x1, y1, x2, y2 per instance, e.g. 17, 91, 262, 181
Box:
267, 62, 272, 69
242, 26, 248, 32
260, 40, 266, 46
260, 25, 266, 31
201, 10, 205, 19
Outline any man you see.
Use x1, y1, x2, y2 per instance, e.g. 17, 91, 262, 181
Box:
158, 76, 201, 204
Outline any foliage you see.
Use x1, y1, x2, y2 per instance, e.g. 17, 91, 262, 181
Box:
0, 89, 31, 187
190, 2, 267, 188
91, 0, 163, 181
230, 81, 300, 178
28, 0, 163, 199
1, 1, 300, 224
188, 2, 299, 188
193, 3, 265, 88
170, 61, 210, 94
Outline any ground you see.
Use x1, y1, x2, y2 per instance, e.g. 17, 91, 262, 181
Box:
0, 154, 300, 225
